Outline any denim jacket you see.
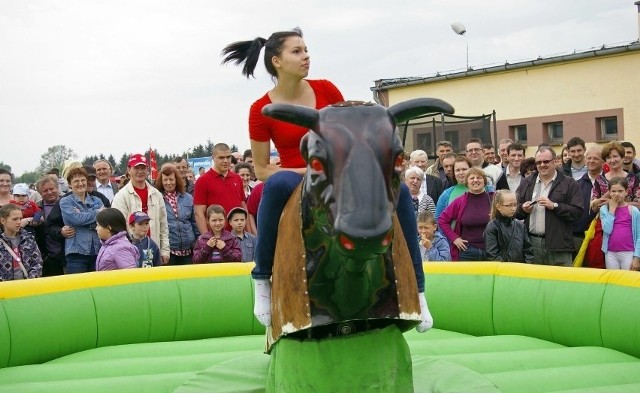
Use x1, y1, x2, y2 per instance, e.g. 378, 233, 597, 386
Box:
59, 193, 103, 256
164, 192, 200, 252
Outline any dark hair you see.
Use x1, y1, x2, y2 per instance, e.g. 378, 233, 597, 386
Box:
566, 137, 586, 150
96, 208, 128, 236
621, 141, 636, 154
0, 168, 13, 180
482, 143, 494, 149
47, 168, 60, 176
154, 164, 185, 193
536, 146, 557, 159
608, 176, 629, 191
173, 156, 188, 165
520, 157, 537, 177
436, 141, 452, 148
221, 28, 303, 79
243, 149, 253, 160
234, 162, 253, 174
467, 138, 482, 145
66, 167, 88, 184
507, 143, 526, 154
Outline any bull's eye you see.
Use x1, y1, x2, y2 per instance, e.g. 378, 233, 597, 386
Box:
310, 158, 324, 173
339, 234, 355, 251
394, 154, 404, 171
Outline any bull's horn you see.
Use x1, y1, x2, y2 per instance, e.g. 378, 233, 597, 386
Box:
262, 103, 319, 131
388, 98, 455, 124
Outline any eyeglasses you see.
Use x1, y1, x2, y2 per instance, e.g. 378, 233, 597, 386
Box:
466, 148, 482, 153
535, 159, 553, 166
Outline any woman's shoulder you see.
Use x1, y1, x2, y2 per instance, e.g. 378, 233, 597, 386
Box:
307, 79, 344, 103
250, 92, 272, 112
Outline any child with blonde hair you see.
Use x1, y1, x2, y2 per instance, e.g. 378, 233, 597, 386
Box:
417, 211, 450, 261
484, 189, 533, 263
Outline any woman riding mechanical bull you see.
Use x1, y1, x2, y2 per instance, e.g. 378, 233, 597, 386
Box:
221, 27, 437, 334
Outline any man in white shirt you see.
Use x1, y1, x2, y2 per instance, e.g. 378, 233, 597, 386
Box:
93, 159, 119, 203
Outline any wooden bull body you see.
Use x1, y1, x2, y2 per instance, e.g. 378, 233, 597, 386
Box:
264, 99, 454, 350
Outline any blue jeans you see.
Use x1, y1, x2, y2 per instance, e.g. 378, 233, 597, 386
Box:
65, 253, 96, 274
458, 245, 486, 262
251, 171, 424, 292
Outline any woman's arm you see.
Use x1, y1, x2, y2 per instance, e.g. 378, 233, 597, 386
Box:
251, 139, 305, 181
59, 196, 99, 226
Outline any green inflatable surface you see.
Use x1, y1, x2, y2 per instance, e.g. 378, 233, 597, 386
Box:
1, 263, 640, 392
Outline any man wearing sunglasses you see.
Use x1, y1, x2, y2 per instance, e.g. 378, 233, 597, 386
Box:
515, 146, 583, 266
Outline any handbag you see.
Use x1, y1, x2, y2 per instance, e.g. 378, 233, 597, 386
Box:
1, 239, 29, 278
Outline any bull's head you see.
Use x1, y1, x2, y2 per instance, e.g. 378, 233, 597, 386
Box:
263, 98, 454, 257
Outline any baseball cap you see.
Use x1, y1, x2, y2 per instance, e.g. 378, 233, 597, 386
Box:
128, 211, 152, 224
12, 183, 30, 196
83, 165, 97, 178
227, 206, 248, 221
128, 154, 148, 168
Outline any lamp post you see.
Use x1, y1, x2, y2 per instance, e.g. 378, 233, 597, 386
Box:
451, 22, 468, 70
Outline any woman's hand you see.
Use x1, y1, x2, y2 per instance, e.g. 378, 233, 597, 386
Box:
61, 226, 76, 238
453, 237, 468, 251
631, 257, 640, 271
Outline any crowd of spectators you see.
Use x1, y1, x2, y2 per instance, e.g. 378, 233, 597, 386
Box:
2, 136, 640, 281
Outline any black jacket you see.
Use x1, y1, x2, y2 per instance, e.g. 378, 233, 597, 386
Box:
424, 174, 444, 205
484, 215, 534, 263
515, 170, 584, 252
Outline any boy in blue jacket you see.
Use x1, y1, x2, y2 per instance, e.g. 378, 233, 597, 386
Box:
417, 210, 451, 261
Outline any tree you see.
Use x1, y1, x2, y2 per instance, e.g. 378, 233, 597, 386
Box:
16, 171, 40, 185
0, 162, 11, 172
37, 145, 77, 174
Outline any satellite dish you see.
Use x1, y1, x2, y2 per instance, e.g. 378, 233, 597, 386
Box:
451, 22, 466, 36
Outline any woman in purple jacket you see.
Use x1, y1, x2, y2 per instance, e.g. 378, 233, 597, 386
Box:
95, 208, 139, 271
438, 168, 495, 261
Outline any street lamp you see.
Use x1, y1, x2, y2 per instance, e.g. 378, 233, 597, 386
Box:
451, 22, 469, 70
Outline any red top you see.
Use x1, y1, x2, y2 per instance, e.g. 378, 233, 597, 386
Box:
249, 79, 344, 168
193, 169, 246, 230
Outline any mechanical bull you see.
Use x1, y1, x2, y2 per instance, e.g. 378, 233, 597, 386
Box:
263, 98, 454, 350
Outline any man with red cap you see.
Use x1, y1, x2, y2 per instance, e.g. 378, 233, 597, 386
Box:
112, 154, 170, 264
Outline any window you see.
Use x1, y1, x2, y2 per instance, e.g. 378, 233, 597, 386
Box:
471, 128, 491, 144
444, 131, 460, 152
597, 117, 618, 140
414, 129, 433, 154
510, 125, 527, 144
545, 122, 563, 144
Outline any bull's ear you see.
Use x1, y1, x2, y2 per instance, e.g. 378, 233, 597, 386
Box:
262, 103, 319, 131
388, 98, 454, 124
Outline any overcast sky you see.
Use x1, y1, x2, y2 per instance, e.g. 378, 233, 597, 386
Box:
1, 0, 638, 175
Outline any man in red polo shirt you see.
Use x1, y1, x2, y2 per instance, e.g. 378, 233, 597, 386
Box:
194, 143, 251, 234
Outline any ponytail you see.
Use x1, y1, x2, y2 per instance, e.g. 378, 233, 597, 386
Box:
221, 37, 267, 79
221, 28, 303, 79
